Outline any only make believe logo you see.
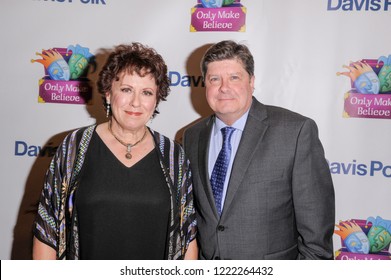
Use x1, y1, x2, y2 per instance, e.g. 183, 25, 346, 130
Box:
31, 44, 95, 105
337, 55, 391, 119
190, 0, 246, 32
334, 217, 391, 260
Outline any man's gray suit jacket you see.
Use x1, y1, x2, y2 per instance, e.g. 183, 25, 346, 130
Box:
183, 97, 335, 260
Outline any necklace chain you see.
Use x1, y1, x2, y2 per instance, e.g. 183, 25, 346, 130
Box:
108, 121, 147, 159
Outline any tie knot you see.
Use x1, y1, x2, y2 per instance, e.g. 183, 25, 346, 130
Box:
221, 126, 235, 143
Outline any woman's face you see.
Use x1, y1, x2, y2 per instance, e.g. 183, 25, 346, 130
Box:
106, 71, 157, 131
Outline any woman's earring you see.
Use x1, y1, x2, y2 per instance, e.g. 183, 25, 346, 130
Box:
106, 103, 110, 118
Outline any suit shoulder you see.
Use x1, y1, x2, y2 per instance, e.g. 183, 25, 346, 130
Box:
183, 116, 211, 136
264, 105, 312, 123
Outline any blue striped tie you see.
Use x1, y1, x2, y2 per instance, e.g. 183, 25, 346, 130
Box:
210, 126, 235, 215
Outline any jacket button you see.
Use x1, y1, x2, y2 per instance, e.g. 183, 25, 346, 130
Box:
217, 225, 225, 231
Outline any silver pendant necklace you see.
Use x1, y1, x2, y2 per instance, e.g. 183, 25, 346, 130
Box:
108, 121, 147, 159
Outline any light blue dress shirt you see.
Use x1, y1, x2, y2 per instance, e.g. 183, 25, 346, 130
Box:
208, 110, 250, 212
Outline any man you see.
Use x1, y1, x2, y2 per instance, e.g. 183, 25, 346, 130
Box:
183, 40, 335, 259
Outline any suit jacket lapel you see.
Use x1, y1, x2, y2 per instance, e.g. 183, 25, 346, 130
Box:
198, 116, 220, 217
222, 99, 269, 218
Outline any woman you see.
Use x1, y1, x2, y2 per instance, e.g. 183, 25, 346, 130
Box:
32, 43, 198, 260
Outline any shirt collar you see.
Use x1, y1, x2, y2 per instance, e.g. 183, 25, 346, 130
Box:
213, 109, 250, 135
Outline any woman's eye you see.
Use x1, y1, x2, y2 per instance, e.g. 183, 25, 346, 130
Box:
121, 88, 133, 93
143, 90, 153, 96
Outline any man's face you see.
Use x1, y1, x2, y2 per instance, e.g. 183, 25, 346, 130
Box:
205, 59, 254, 125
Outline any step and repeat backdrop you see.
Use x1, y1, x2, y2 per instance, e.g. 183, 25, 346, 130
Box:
1, 0, 390, 260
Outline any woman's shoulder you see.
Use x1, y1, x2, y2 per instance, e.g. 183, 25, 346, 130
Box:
62, 124, 97, 146
73, 124, 96, 134
150, 128, 183, 151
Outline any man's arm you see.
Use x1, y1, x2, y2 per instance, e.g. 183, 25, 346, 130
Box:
292, 118, 335, 259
